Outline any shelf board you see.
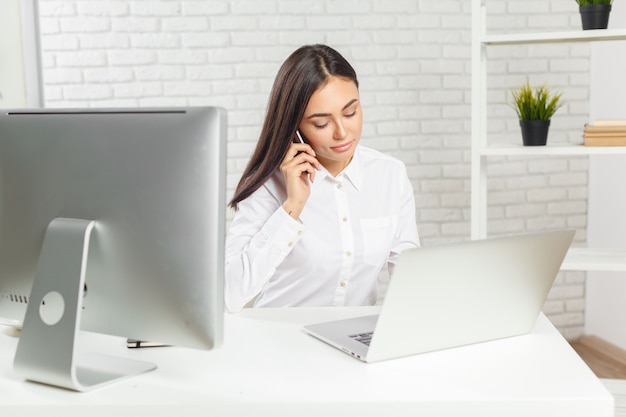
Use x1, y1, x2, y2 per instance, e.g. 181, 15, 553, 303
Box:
483, 28, 626, 45
563, 248, 626, 272
479, 143, 626, 156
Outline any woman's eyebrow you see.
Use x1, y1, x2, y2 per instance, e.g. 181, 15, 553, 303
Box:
306, 98, 359, 119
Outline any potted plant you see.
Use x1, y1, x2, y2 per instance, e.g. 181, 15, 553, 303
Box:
511, 81, 563, 146
576, 0, 613, 30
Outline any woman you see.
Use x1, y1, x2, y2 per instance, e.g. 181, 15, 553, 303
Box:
225, 44, 419, 312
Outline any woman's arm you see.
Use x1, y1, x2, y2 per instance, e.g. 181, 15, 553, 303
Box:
388, 167, 420, 276
224, 185, 305, 312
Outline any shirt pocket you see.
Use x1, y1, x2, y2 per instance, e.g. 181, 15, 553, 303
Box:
360, 217, 396, 267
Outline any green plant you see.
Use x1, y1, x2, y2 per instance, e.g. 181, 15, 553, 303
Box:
576, 0, 613, 5
510, 81, 563, 121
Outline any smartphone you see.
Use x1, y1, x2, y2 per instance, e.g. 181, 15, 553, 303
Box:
295, 130, 306, 144
294, 130, 307, 157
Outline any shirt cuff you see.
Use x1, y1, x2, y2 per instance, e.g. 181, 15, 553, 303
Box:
259, 207, 306, 252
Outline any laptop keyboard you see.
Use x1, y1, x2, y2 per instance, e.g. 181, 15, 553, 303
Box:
349, 331, 373, 346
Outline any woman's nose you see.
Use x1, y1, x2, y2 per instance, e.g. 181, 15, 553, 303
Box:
333, 121, 347, 140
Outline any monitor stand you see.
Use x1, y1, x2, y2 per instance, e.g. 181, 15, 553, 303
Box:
13, 218, 156, 392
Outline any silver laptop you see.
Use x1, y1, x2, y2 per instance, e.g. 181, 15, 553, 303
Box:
303, 229, 575, 363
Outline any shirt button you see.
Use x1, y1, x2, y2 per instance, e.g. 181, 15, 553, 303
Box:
339, 281, 346, 287
288, 242, 294, 247
345, 251, 352, 257
342, 217, 348, 222
297, 230, 303, 236
336, 184, 342, 190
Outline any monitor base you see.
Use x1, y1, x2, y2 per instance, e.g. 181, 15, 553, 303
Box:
13, 218, 155, 392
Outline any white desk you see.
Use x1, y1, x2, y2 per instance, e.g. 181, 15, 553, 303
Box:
0, 307, 615, 417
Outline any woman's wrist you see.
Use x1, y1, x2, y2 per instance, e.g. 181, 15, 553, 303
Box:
283, 201, 303, 220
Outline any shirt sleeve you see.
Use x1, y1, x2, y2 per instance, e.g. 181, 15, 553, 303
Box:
224, 186, 305, 312
387, 164, 420, 276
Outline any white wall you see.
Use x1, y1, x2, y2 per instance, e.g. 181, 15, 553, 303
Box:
0, 0, 43, 108
36, 0, 591, 339
0, 0, 27, 107
586, 4, 626, 349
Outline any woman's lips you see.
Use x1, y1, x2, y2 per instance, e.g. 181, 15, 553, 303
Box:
331, 140, 353, 152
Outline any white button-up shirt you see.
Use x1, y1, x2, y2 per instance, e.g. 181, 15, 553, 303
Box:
224, 146, 420, 312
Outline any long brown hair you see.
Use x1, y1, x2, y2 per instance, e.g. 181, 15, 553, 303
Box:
228, 44, 359, 209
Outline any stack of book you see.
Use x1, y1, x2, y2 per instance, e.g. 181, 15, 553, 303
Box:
584, 120, 626, 146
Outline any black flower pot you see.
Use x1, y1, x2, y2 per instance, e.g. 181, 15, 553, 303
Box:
520, 119, 550, 146
579, 5, 611, 30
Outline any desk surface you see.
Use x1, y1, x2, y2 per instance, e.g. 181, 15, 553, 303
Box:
0, 307, 615, 417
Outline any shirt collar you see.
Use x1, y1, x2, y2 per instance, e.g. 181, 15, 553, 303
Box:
312, 147, 363, 191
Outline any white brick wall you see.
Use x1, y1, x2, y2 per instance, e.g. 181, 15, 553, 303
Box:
37, 0, 590, 339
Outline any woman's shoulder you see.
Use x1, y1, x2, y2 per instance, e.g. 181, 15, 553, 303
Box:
357, 145, 407, 170
240, 169, 286, 205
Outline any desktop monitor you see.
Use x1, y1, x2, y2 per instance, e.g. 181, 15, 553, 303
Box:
0, 107, 226, 391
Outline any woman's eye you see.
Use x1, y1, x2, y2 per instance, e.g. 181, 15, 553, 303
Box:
345, 110, 357, 118
314, 123, 328, 129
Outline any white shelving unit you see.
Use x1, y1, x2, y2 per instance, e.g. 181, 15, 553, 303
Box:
470, 0, 626, 273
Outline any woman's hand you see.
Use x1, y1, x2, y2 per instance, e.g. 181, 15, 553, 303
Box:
280, 141, 320, 219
